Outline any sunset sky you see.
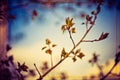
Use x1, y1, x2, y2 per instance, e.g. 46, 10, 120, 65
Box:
8, 0, 120, 79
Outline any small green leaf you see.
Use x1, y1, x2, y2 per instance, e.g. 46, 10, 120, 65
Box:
21, 62, 28, 72
52, 44, 57, 47
42, 46, 47, 50
71, 27, 76, 33
46, 38, 51, 45
66, 17, 69, 25
75, 49, 81, 54
72, 56, 77, 62
65, 17, 75, 28
61, 48, 68, 58
61, 25, 66, 33
17, 62, 28, 72
77, 52, 85, 59
61, 48, 66, 57
45, 49, 52, 55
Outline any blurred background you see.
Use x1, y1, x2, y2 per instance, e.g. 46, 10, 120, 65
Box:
6, 0, 120, 80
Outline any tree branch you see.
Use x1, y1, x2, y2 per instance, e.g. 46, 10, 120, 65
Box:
100, 62, 118, 80
39, 14, 98, 80
38, 3, 101, 80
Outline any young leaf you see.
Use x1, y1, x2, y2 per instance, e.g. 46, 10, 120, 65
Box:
66, 17, 69, 25
65, 53, 69, 58
65, 17, 75, 28
72, 56, 77, 62
45, 49, 52, 55
61, 48, 68, 58
46, 38, 51, 45
99, 32, 109, 40
75, 49, 81, 54
21, 63, 29, 72
61, 25, 66, 33
29, 69, 36, 76
52, 44, 57, 47
77, 52, 85, 59
42, 46, 47, 50
71, 27, 76, 33
17, 62, 28, 72
18, 62, 21, 68
93, 53, 99, 63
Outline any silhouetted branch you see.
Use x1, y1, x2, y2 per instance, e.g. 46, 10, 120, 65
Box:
34, 63, 42, 80
100, 62, 118, 80
111, 72, 120, 77
82, 39, 100, 42
100, 49, 120, 80
96, 62, 104, 78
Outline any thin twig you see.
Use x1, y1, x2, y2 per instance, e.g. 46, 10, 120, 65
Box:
96, 62, 104, 78
34, 63, 42, 79
68, 30, 75, 47
100, 62, 118, 80
50, 54, 53, 67
82, 39, 100, 42
48, 45, 53, 67
86, 20, 88, 31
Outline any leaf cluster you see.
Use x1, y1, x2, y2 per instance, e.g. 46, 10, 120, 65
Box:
89, 53, 99, 66
61, 17, 76, 34
72, 49, 85, 62
61, 48, 85, 62
42, 38, 57, 55
17, 62, 28, 73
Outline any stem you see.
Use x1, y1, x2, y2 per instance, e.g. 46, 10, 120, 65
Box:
68, 30, 75, 47
86, 20, 88, 31
50, 54, 53, 67
100, 62, 118, 80
34, 63, 42, 79
82, 39, 100, 42
96, 62, 104, 78
48, 45, 53, 67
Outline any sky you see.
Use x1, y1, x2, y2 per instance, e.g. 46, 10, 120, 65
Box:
7, 0, 120, 80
